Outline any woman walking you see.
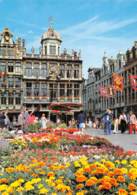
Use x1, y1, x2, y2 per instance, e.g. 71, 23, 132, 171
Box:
119, 112, 127, 134
129, 111, 137, 134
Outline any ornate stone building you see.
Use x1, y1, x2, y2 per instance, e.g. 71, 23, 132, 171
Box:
83, 41, 137, 118
0, 27, 83, 119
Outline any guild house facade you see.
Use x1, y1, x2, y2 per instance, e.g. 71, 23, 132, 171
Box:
0, 27, 83, 118
83, 41, 137, 118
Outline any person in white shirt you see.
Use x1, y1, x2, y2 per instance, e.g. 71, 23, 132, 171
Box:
40, 113, 47, 129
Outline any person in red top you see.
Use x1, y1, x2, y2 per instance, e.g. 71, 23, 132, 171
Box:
129, 111, 137, 134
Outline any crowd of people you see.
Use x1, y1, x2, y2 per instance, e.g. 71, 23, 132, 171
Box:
102, 109, 137, 135
0, 106, 137, 136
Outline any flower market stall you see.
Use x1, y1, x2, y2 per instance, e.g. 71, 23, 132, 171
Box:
48, 102, 82, 123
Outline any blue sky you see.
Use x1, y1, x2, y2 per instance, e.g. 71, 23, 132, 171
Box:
0, 0, 137, 77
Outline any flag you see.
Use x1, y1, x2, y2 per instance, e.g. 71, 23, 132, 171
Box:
112, 73, 123, 92
107, 85, 114, 97
129, 75, 137, 90
99, 86, 108, 97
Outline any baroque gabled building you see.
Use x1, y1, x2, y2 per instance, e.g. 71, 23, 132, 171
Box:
83, 41, 137, 118
0, 27, 83, 119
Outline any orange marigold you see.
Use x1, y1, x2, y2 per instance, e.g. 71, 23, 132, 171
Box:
76, 175, 87, 183
85, 177, 97, 187
110, 178, 118, 187
102, 181, 112, 190
118, 188, 128, 195
0, 178, 8, 184
47, 172, 54, 177
76, 184, 84, 190
128, 183, 136, 191
117, 176, 125, 183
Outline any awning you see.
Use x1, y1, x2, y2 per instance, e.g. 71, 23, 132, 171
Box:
48, 103, 82, 111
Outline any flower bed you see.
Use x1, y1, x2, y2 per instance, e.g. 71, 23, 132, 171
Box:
0, 157, 137, 194
0, 130, 137, 194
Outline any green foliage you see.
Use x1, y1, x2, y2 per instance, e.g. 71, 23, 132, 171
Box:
27, 122, 41, 133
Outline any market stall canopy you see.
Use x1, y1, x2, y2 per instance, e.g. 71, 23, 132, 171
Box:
48, 103, 83, 112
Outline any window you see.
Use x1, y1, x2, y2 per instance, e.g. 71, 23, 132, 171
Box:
15, 94, 21, 105
33, 67, 39, 77
8, 77, 14, 88
60, 64, 65, 78
8, 66, 14, 72
8, 93, 14, 105
60, 84, 65, 97
25, 67, 32, 77
1, 92, 6, 104
67, 65, 72, 78
50, 45, 56, 55
26, 82, 32, 96
15, 78, 21, 88
45, 46, 47, 55
49, 83, 57, 101
74, 84, 79, 97
41, 64, 47, 77
41, 83, 47, 96
74, 65, 79, 78
67, 84, 72, 96
34, 83, 39, 96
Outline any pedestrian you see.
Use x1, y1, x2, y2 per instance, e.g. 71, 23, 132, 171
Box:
4, 111, 11, 129
77, 110, 86, 133
40, 113, 47, 129
0, 111, 6, 130
129, 111, 137, 134
102, 109, 113, 135
113, 117, 119, 134
119, 112, 127, 134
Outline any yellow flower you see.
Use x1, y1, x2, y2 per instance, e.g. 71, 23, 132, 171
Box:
38, 183, 44, 189
5, 167, 15, 173
16, 186, 24, 192
30, 178, 41, 184
121, 168, 128, 174
39, 188, 48, 194
130, 192, 137, 195
1, 192, 9, 195
45, 179, 55, 187
66, 162, 70, 167
0, 184, 8, 191
74, 161, 81, 168
121, 160, 127, 165
6, 187, 14, 193
24, 182, 34, 191
76, 191, 86, 195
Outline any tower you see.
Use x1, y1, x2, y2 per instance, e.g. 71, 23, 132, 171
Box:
41, 20, 62, 56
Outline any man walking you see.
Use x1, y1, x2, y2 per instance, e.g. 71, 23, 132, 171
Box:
102, 109, 113, 135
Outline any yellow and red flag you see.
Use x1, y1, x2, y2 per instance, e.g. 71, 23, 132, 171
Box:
112, 73, 123, 92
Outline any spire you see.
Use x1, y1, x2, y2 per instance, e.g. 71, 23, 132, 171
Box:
48, 16, 54, 29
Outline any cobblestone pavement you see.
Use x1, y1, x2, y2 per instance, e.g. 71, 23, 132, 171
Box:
85, 128, 137, 151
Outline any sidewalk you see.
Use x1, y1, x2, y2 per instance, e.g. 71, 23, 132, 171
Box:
85, 128, 137, 151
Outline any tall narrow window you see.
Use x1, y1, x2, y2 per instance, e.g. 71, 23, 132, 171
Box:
50, 45, 56, 55
34, 83, 39, 96
26, 82, 32, 96
60, 84, 65, 97
67, 64, 72, 78
60, 64, 65, 78
41, 64, 47, 77
74, 65, 79, 78
8, 92, 14, 105
74, 84, 80, 97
